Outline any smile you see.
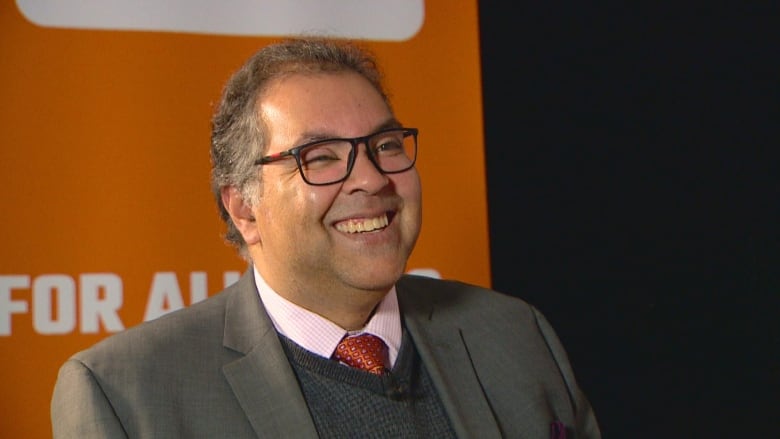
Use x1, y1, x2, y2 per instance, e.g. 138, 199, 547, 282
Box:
335, 213, 389, 233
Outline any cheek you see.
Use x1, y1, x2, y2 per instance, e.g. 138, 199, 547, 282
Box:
306, 186, 342, 223
268, 181, 338, 224
394, 171, 422, 203
304, 178, 342, 202
256, 180, 292, 226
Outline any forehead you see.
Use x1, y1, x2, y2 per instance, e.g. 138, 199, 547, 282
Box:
258, 71, 392, 140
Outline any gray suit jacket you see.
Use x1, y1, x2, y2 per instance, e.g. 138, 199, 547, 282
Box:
51, 272, 601, 438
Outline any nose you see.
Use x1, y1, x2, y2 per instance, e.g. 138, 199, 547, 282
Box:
342, 143, 389, 191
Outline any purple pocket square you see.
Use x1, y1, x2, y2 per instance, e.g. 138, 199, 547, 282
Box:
551, 420, 567, 439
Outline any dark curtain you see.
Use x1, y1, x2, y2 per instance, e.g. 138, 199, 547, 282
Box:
479, 3, 778, 437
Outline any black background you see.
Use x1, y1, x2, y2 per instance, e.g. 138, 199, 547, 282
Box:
478, 3, 777, 437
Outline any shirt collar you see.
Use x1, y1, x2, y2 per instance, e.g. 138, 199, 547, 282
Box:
252, 266, 402, 366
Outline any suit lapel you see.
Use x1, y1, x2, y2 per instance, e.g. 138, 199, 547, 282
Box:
398, 276, 503, 439
220, 271, 319, 438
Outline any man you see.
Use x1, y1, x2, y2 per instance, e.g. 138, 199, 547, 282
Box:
51, 37, 601, 438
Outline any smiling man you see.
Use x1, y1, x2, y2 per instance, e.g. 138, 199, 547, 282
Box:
51, 37, 601, 439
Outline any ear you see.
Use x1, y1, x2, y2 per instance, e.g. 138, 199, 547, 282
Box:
220, 186, 261, 246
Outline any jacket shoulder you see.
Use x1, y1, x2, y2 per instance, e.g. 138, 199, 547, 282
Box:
71, 277, 243, 365
397, 274, 535, 313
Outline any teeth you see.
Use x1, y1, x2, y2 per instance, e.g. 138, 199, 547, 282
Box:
336, 213, 389, 233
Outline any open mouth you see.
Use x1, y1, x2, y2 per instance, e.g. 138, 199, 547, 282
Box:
335, 212, 390, 233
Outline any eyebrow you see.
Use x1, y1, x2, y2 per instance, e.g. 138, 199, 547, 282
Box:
292, 118, 402, 146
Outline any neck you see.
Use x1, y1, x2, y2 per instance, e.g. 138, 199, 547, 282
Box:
296, 288, 387, 330
255, 265, 389, 330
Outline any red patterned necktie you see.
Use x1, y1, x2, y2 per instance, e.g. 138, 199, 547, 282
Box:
333, 333, 388, 375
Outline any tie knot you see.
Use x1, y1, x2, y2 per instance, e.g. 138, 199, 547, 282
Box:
333, 333, 388, 375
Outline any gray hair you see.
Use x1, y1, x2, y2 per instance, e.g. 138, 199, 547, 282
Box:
210, 37, 391, 259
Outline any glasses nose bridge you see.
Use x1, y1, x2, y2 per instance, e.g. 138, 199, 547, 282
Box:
347, 134, 384, 173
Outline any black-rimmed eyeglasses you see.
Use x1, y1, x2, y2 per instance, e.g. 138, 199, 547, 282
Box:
254, 127, 418, 186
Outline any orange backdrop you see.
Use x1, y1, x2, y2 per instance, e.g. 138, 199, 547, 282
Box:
0, 1, 489, 436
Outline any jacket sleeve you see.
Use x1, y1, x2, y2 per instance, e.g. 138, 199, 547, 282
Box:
51, 358, 129, 439
532, 306, 602, 439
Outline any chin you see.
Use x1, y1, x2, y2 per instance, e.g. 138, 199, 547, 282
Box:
348, 269, 403, 292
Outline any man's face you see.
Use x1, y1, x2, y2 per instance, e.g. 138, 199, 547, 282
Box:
248, 71, 422, 301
